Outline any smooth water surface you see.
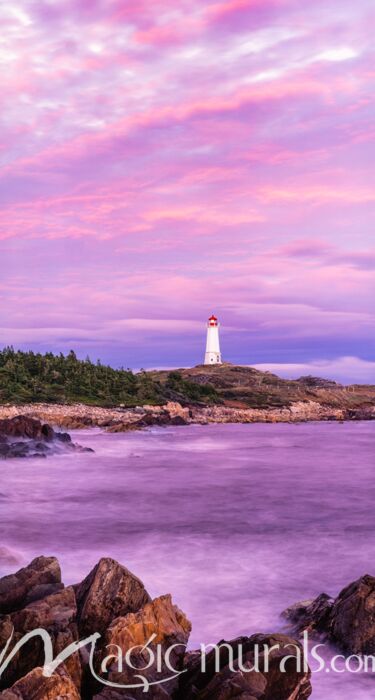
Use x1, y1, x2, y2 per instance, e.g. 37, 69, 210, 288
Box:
1, 422, 374, 697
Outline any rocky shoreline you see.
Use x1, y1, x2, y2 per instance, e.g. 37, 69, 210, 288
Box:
0, 398, 374, 433
1, 555, 375, 698
282, 573, 375, 655
0, 555, 312, 700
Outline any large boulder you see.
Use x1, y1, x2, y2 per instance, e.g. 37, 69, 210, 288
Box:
0, 666, 80, 700
93, 594, 191, 699
179, 633, 311, 700
0, 556, 61, 614
75, 558, 151, 637
0, 587, 81, 691
329, 574, 375, 654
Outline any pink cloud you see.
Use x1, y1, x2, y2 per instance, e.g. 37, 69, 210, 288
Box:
0, 0, 374, 371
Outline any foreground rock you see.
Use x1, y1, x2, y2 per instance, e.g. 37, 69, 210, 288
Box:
0, 556, 311, 699
0, 666, 80, 700
282, 573, 375, 655
0, 586, 81, 690
329, 575, 375, 654
94, 594, 191, 699
75, 557, 151, 636
281, 593, 334, 637
0, 415, 93, 458
179, 633, 311, 700
0, 556, 61, 614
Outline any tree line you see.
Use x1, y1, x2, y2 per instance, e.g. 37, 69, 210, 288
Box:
0, 347, 217, 406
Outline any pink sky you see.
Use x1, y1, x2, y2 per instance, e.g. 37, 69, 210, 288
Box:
0, 0, 374, 381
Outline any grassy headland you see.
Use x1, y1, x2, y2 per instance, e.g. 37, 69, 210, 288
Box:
0, 347, 375, 412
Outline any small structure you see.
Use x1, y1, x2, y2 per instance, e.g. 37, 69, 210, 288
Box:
204, 314, 222, 365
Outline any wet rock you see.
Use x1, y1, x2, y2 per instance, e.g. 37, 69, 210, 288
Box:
329, 574, 375, 654
0, 556, 61, 614
179, 633, 311, 700
345, 406, 375, 420
0, 587, 81, 691
0, 665, 80, 700
93, 594, 191, 700
75, 558, 151, 637
0, 415, 92, 458
281, 593, 334, 637
0, 416, 52, 441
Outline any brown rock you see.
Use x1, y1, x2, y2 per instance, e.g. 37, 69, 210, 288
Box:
0, 587, 81, 691
329, 574, 375, 653
75, 558, 151, 637
94, 594, 191, 699
0, 557, 61, 614
0, 416, 54, 442
0, 666, 80, 700
281, 593, 333, 637
180, 633, 311, 700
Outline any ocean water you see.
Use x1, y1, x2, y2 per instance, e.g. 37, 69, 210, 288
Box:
1, 422, 375, 698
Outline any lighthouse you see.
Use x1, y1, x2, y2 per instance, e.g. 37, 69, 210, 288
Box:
204, 314, 222, 365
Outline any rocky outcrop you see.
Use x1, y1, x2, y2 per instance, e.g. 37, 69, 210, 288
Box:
94, 594, 191, 699
0, 556, 61, 614
0, 416, 93, 458
0, 556, 312, 700
0, 666, 81, 700
281, 593, 334, 637
0, 394, 374, 433
329, 575, 375, 654
282, 573, 375, 656
179, 633, 311, 700
0, 586, 81, 691
191, 401, 345, 424
75, 558, 151, 637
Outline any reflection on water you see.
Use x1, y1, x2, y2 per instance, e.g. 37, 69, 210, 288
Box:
0, 422, 374, 698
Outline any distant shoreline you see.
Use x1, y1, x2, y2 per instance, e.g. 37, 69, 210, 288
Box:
0, 399, 374, 431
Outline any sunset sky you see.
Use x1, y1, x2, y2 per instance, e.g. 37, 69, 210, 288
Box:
1, 0, 374, 382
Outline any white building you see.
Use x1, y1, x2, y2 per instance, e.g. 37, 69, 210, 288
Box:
204, 314, 222, 365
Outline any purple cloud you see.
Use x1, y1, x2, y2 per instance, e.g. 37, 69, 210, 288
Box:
0, 0, 374, 379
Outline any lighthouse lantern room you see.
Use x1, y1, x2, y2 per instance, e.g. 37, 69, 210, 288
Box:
204, 314, 222, 365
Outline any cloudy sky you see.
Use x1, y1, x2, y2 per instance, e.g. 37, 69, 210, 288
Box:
1, 0, 374, 381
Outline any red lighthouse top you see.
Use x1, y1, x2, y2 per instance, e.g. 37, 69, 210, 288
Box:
208, 314, 218, 326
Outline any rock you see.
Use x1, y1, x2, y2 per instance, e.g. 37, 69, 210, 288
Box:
179, 633, 311, 700
164, 402, 191, 423
56, 431, 72, 443
135, 413, 185, 428
0, 415, 92, 459
0, 587, 81, 691
329, 574, 375, 654
0, 556, 61, 614
23, 583, 65, 605
75, 558, 151, 637
346, 406, 375, 420
281, 593, 333, 637
0, 416, 53, 441
93, 594, 191, 699
0, 666, 80, 700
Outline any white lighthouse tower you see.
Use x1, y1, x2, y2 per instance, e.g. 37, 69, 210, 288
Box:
204, 314, 222, 365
